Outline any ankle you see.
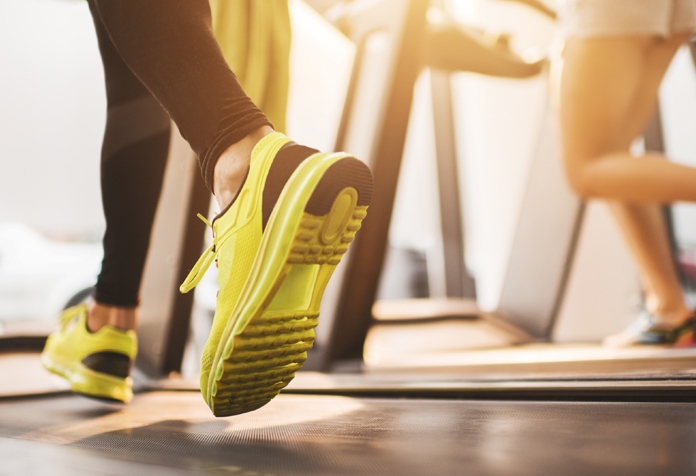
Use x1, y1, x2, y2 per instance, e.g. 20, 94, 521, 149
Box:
645, 301, 692, 326
87, 301, 138, 332
213, 126, 274, 210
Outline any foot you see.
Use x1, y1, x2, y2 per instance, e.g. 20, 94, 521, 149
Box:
181, 132, 373, 416
41, 304, 137, 403
603, 310, 696, 347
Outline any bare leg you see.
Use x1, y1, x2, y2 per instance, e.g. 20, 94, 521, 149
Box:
561, 34, 692, 326
608, 202, 688, 323
561, 35, 696, 203
88, 302, 138, 332
607, 35, 690, 324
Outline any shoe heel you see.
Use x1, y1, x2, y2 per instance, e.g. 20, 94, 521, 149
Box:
304, 156, 373, 217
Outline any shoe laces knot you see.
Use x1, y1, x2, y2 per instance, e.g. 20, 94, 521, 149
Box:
60, 304, 86, 329
180, 214, 216, 294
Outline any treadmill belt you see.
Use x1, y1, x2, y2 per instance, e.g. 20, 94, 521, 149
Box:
2, 391, 696, 475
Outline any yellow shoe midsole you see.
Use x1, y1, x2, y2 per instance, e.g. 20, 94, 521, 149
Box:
42, 353, 133, 403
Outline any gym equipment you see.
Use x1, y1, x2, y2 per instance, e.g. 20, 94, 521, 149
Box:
3, 3, 696, 474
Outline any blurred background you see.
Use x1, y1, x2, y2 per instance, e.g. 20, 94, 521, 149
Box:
3, 0, 696, 376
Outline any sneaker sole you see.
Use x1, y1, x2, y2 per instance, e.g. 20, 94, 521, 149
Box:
41, 353, 133, 403
208, 152, 373, 416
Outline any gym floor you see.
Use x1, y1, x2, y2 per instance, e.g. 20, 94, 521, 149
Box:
3, 390, 696, 475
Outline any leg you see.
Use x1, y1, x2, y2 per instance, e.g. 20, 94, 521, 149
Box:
41, 2, 175, 403
607, 202, 688, 324
560, 34, 692, 332
604, 35, 691, 325
88, 0, 171, 331
561, 35, 696, 203
90, 0, 273, 203
83, 1, 374, 415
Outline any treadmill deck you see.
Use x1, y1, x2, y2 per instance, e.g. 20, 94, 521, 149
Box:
2, 390, 696, 475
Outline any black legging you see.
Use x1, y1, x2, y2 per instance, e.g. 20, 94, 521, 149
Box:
89, 0, 273, 307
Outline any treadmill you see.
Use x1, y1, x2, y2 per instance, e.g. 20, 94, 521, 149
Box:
2, 1, 696, 474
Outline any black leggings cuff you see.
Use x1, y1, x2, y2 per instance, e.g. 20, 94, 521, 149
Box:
201, 116, 274, 193
92, 287, 140, 308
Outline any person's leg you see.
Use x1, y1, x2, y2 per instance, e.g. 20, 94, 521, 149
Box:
87, 0, 171, 332
90, 0, 273, 205
40, 2, 174, 403
560, 34, 693, 336
86, 1, 373, 415
607, 202, 688, 324
603, 35, 692, 326
561, 35, 696, 203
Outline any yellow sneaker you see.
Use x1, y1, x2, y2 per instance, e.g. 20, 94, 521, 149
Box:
41, 304, 137, 403
181, 132, 373, 416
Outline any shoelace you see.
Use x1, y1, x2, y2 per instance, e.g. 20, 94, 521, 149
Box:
60, 304, 86, 330
180, 214, 216, 294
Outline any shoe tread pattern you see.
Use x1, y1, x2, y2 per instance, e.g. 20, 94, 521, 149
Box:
210, 207, 368, 416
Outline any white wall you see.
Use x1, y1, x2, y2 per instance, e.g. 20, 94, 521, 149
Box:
0, 0, 106, 238
286, 0, 354, 151
287, 0, 356, 346
449, 0, 557, 310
